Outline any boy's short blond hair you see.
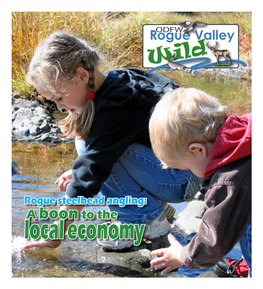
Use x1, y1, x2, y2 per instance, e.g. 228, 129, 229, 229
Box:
149, 87, 226, 168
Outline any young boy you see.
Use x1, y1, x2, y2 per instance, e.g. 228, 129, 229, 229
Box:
149, 88, 251, 276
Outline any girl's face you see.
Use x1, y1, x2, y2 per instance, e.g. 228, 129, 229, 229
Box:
35, 68, 90, 114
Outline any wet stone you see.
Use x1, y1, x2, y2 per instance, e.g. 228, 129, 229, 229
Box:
96, 235, 171, 277
12, 97, 72, 144
171, 200, 207, 236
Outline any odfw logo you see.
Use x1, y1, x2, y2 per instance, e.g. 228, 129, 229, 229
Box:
143, 22, 247, 72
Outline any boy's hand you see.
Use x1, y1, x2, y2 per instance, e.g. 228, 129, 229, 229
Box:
150, 233, 184, 275
55, 170, 72, 191
21, 239, 61, 250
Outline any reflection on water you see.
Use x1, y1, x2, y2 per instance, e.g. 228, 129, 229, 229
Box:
12, 141, 127, 278
12, 141, 242, 278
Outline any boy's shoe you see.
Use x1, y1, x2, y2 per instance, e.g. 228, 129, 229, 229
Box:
213, 258, 249, 277
97, 208, 171, 251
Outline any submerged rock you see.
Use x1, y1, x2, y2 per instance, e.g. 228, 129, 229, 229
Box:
95, 235, 170, 277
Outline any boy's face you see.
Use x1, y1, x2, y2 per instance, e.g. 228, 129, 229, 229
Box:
163, 143, 213, 178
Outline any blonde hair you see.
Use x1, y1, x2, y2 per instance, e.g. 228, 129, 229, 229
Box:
149, 87, 227, 168
27, 31, 100, 140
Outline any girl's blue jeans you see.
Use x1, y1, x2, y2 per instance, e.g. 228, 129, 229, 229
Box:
240, 220, 252, 277
75, 139, 200, 224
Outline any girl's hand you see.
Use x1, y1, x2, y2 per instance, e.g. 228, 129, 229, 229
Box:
55, 170, 72, 191
22, 239, 61, 250
150, 233, 184, 275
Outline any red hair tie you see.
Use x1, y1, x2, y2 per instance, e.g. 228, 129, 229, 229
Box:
87, 92, 94, 100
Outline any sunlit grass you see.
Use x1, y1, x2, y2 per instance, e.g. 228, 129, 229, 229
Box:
160, 69, 251, 115
12, 11, 251, 103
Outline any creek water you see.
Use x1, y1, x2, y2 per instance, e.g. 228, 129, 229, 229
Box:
12, 141, 243, 278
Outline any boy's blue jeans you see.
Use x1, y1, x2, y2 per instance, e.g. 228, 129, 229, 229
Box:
75, 140, 200, 224
240, 220, 252, 277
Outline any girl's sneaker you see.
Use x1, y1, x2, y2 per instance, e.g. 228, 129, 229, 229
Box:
97, 207, 172, 251
213, 258, 249, 277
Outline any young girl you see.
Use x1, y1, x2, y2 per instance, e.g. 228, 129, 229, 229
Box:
22, 31, 200, 251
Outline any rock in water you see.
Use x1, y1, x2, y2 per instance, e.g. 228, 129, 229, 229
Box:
95, 235, 170, 277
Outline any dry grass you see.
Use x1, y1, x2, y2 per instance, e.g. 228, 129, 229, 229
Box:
12, 12, 252, 99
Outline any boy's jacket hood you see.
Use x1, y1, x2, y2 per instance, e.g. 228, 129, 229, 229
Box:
204, 113, 251, 178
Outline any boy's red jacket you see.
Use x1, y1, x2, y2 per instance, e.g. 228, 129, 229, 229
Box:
204, 113, 252, 178
181, 114, 252, 269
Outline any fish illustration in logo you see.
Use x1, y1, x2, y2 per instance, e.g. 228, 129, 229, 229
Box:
167, 53, 187, 71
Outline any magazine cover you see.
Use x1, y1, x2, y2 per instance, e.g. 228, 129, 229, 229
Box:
10, 9, 254, 282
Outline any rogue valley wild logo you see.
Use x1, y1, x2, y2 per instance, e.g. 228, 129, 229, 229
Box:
143, 23, 247, 72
